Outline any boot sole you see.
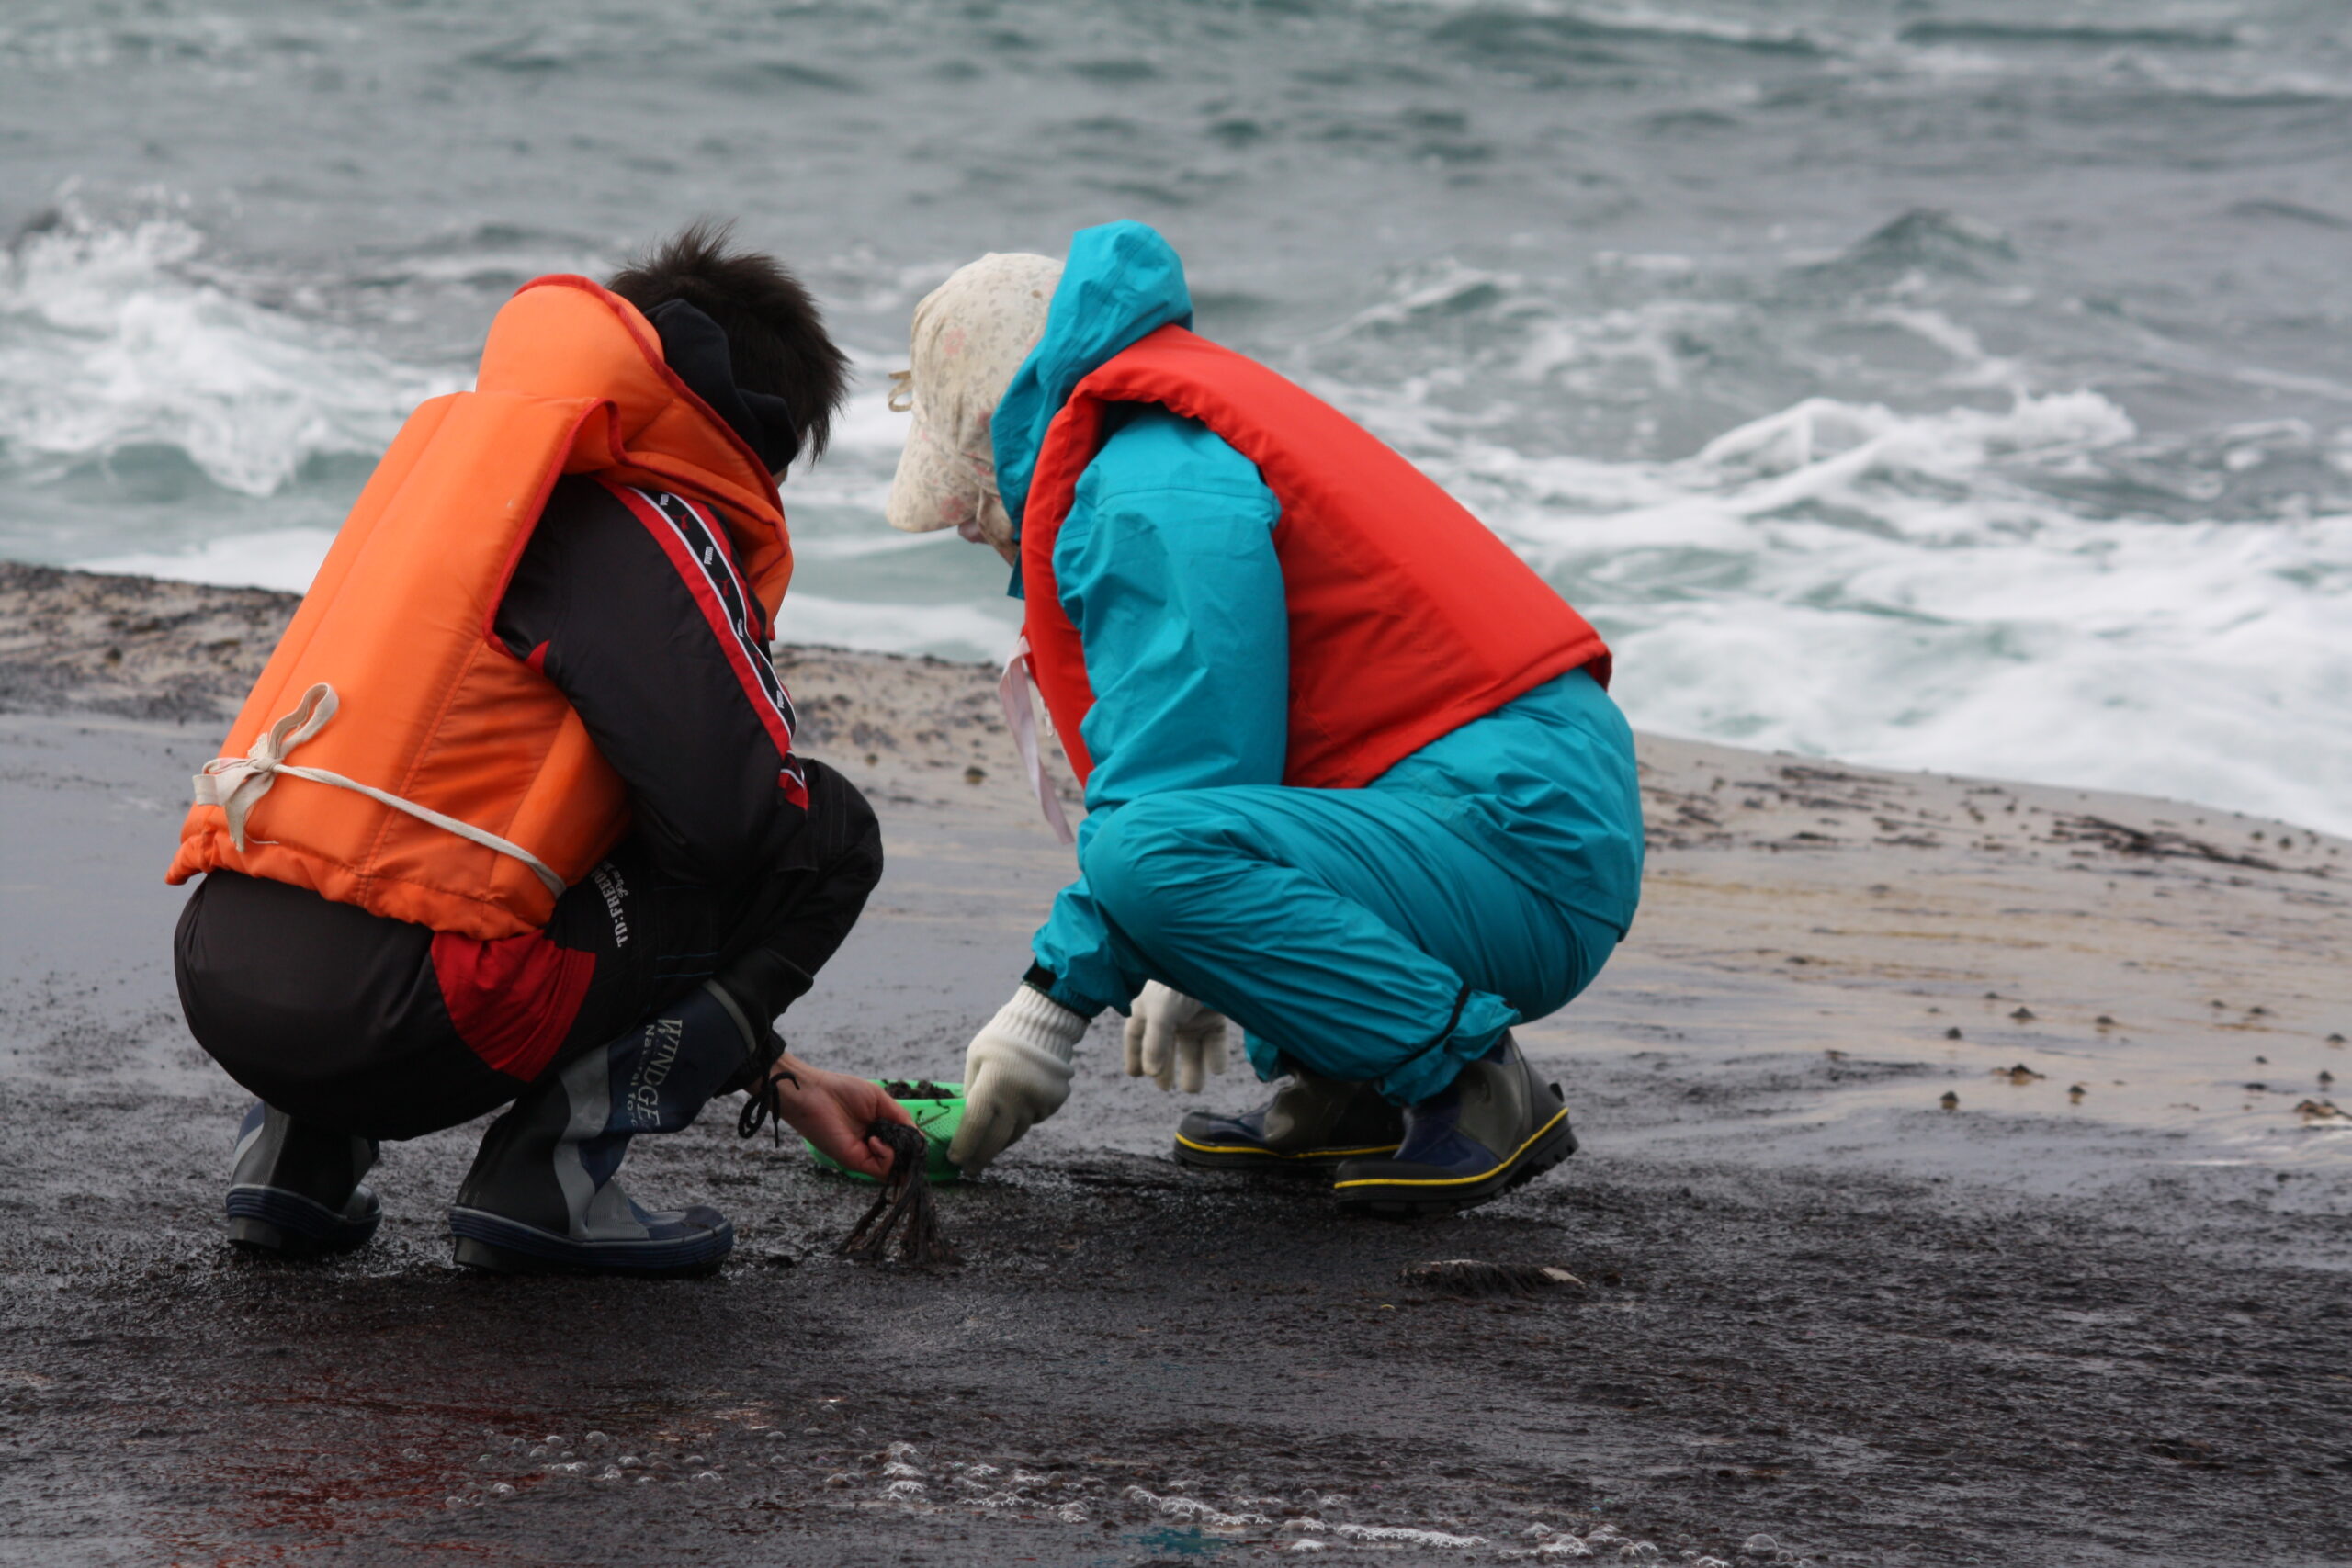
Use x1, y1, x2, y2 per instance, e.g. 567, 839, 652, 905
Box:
1331, 1108, 1578, 1219
447, 1207, 733, 1276
225, 1185, 379, 1256
1171, 1133, 1403, 1173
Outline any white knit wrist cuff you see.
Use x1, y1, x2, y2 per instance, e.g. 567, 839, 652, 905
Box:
999, 984, 1089, 1066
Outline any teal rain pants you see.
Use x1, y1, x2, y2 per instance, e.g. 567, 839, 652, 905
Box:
1067, 787, 1622, 1106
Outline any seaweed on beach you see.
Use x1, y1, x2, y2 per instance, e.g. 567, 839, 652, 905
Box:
2048, 813, 2283, 872
837, 1121, 959, 1267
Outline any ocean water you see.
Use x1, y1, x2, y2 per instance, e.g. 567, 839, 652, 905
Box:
3, 0, 2347, 832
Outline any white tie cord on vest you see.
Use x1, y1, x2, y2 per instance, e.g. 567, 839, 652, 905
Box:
192, 682, 568, 899
998, 637, 1076, 845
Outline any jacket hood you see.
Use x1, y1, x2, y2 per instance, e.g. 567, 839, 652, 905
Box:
641, 297, 803, 473
991, 220, 1193, 536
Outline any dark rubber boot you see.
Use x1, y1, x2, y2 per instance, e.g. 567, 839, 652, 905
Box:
447, 981, 760, 1275
1173, 1072, 1404, 1172
1331, 1033, 1575, 1217
225, 1102, 381, 1256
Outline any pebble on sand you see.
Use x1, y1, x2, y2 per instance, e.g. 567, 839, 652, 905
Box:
1939, 1091, 1961, 1111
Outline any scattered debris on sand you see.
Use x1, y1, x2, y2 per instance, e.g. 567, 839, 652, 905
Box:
2048, 812, 2285, 873
1401, 1259, 1585, 1298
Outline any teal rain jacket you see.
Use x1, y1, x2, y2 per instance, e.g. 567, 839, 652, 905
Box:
992, 222, 1644, 1086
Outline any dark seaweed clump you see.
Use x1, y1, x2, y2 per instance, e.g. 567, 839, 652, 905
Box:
880, 1079, 956, 1100
836, 1120, 958, 1267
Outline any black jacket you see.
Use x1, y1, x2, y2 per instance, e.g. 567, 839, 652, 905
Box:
491, 302, 808, 886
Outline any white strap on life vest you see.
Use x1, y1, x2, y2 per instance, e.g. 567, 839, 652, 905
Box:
998, 637, 1075, 845
192, 682, 566, 899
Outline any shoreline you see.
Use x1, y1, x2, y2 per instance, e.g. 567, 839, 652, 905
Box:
6, 553, 2345, 832
2, 558, 2347, 1566
6, 556, 2346, 1159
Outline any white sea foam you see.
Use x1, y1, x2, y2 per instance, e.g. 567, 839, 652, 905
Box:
774, 592, 1015, 658
79, 526, 335, 592
69, 355, 2352, 834
1123, 1485, 1271, 1530
1566, 4, 1820, 52
0, 211, 454, 497
1327, 367, 2352, 837
23, 200, 2348, 838
1329, 1521, 1487, 1547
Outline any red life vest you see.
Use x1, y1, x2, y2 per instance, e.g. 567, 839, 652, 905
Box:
1019, 324, 1611, 789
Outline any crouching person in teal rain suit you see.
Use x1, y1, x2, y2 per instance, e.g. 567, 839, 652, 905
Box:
884, 223, 1644, 1214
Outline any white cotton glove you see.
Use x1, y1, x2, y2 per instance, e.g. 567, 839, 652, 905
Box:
1123, 982, 1230, 1094
947, 985, 1090, 1176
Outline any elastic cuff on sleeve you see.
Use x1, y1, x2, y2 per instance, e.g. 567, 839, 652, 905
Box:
1023, 960, 1104, 1021
997, 983, 1091, 1066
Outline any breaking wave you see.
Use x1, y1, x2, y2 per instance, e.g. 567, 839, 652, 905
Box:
1268, 225, 2352, 836
1461, 391, 2350, 839
0, 209, 454, 500
8, 0, 2349, 838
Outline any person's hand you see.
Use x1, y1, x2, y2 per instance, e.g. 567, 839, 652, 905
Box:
1123, 982, 1229, 1093
946, 986, 1089, 1176
769, 1058, 912, 1180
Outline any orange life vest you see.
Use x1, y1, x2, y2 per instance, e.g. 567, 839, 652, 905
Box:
166, 276, 792, 941
1019, 324, 1610, 789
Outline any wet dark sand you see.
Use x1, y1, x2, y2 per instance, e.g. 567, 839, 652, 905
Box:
2, 565, 2347, 1566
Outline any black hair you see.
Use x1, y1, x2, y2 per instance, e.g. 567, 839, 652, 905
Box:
606, 220, 850, 460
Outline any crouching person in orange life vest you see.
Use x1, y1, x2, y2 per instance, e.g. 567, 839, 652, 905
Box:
167, 226, 910, 1274
888, 222, 1645, 1214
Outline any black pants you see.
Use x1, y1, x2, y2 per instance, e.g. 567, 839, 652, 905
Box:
175, 759, 882, 1140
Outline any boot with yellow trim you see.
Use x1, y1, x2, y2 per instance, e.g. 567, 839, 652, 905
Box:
1330, 1033, 1574, 1216
1172, 1070, 1404, 1173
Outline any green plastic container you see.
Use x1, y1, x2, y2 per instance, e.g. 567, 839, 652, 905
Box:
804, 1080, 966, 1185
